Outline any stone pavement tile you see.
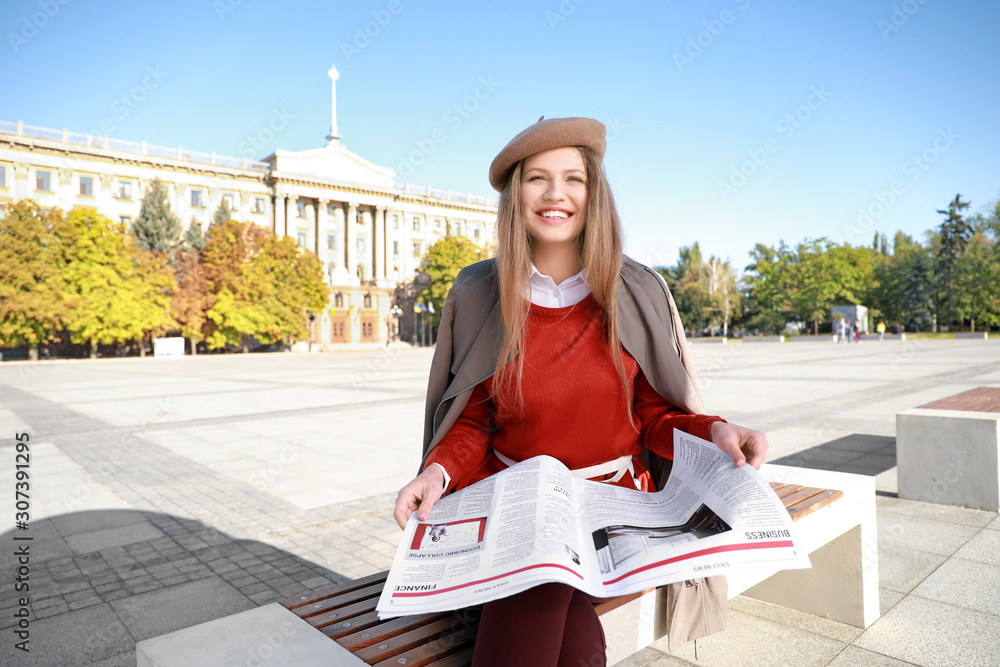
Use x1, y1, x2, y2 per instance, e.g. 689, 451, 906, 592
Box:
611, 646, 691, 666
0, 603, 132, 666
877, 544, 948, 593
989, 515, 1000, 530
878, 588, 904, 616
49, 508, 150, 537
912, 557, 1000, 616
728, 595, 862, 644
855, 595, 1000, 666
824, 645, 917, 666
90, 652, 136, 667
110, 576, 254, 643
954, 527, 1000, 565
876, 513, 980, 556
652, 607, 844, 667
65, 521, 167, 555
876, 496, 997, 527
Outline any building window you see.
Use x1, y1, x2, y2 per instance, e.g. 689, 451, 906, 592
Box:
117, 181, 131, 200
0, 165, 8, 188
412, 242, 421, 256
393, 241, 399, 255
453, 223, 461, 235
297, 232, 307, 246
435, 217, 442, 228
327, 261, 337, 274
120, 216, 132, 227
357, 238, 365, 253
474, 227, 481, 239
252, 197, 265, 214
364, 294, 372, 309
36, 170, 51, 192
297, 201, 306, 218
327, 235, 337, 250
356, 209, 364, 224
412, 217, 420, 232
356, 264, 365, 281
327, 203, 336, 216
191, 189, 204, 208
334, 293, 344, 308
79, 176, 93, 197
392, 214, 400, 230
223, 193, 237, 211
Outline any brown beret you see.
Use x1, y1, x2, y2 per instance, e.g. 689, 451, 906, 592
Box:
488, 116, 606, 191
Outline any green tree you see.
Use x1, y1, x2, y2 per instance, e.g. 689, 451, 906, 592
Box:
935, 193, 972, 330
171, 249, 211, 354
212, 200, 232, 228
955, 213, 1000, 332
705, 256, 740, 337
133, 179, 182, 257
418, 233, 482, 328
659, 243, 711, 335
901, 252, 934, 331
183, 220, 206, 252
63, 208, 175, 357
743, 242, 794, 334
0, 200, 74, 359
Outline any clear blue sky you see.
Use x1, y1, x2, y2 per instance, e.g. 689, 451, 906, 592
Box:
2, 0, 997, 269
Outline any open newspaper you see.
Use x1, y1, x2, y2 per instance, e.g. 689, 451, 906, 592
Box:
377, 430, 810, 618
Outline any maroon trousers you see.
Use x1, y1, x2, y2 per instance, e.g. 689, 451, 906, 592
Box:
471, 583, 606, 667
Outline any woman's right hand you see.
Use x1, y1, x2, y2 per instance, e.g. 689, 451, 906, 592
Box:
393, 465, 446, 529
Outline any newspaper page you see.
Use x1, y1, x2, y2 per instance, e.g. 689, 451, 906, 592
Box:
377, 430, 810, 618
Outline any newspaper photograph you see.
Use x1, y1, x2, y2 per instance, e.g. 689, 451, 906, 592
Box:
377, 430, 810, 618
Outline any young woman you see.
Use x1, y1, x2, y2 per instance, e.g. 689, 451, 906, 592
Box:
394, 117, 769, 667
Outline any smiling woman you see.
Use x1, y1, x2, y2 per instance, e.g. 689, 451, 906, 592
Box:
393, 116, 771, 667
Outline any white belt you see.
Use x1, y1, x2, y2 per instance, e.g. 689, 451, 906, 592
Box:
493, 450, 635, 484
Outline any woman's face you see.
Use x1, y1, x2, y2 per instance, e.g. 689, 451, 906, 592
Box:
519, 146, 587, 248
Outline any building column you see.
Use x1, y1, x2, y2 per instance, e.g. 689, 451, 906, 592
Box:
346, 201, 358, 286
317, 198, 329, 266
274, 193, 287, 237
376, 206, 388, 282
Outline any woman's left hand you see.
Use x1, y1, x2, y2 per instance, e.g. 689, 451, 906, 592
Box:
709, 421, 769, 469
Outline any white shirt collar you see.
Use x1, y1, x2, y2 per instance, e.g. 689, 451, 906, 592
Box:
526, 263, 591, 307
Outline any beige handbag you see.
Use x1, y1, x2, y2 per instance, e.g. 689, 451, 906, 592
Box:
665, 575, 728, 651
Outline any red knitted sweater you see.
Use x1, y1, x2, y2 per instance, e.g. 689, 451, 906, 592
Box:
424, 293, 723, 493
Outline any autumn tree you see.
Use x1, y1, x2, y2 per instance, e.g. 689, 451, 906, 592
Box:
171, 249, 211, 354
418, 233, 482, 328
256, 234, 328, 344
133, 179, 183, 257
62, 208, 175, 357
0, 200, 74, 359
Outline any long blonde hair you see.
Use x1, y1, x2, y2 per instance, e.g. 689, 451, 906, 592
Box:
491, 146, 632, 424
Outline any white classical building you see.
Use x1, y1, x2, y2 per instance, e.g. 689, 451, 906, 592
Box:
0, 65, 497, 348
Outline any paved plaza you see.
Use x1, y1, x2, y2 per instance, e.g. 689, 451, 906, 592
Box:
2, 338, 999, 666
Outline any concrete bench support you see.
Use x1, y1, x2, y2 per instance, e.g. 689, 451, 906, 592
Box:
897, 408, 1000, 511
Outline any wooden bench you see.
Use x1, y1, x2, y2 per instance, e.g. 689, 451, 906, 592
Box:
897, 386, 1000, 511
136, 465, 879, 666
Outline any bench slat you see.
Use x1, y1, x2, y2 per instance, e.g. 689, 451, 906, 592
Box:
424, 646, 474, 667
280, 570, 388, 611
786, 488, 843, 521
293, 582, 383, 621
320, 610, 385, 640
779, 486, 823, 509
336, 611, 451, 648
353, 616, 473, 664
368, 621, 477, 667
306, 594, 383, 629
770, 483, 806, 499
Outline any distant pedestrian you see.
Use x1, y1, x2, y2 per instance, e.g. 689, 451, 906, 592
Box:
836, 318, 847, 344
877, 321, 886, 342
854, 319, 862, 343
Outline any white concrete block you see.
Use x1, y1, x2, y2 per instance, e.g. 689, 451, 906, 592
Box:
136, 603, 363, 667
897, 409, 1000, 511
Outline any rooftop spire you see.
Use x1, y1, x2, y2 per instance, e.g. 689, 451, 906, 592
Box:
326, 64, 340, 145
